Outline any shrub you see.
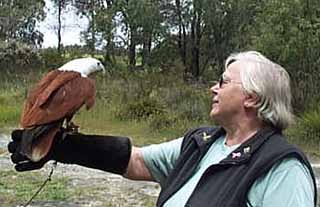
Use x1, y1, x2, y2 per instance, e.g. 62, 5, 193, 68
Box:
301, 110, 320, 132
0, 40, 43, 72
158, 85, 211, 122
40, 47, 64, 69
148, 113, 178, 131
149, 38, 179, 68
114, 98, 165, 120
286, 103, 320, 155
104, 70, 212, 127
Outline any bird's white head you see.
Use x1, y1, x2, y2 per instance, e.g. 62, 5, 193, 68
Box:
58, 57, 105, 77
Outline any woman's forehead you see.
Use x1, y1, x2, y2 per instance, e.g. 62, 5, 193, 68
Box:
225, 61, 242, 78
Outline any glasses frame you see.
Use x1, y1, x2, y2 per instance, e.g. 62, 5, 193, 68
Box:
217, 75, 242, 88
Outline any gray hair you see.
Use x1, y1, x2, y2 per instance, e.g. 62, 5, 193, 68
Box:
225, 51, 294, 130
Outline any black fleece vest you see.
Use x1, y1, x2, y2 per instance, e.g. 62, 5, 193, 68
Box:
156, 127, 318, 207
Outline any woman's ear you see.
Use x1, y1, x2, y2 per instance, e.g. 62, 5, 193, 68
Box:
244, 93, 260, 108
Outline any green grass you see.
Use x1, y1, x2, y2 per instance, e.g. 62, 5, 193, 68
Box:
0, 166, 158, 207
0, 170, 71, 206
0, 91, 24, 129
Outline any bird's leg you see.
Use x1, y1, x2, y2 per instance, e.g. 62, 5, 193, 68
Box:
67, 122, 79, 133
65, 117, 79, 133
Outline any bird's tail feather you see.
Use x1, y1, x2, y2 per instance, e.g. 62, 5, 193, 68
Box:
20, 121, 63, 162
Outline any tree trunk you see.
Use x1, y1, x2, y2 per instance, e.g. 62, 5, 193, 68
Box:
57, 0, 63, 54
128, 26, 137, 69
175, 0, 187, 67
90, 0, 95, 55
104, 33, 116, 67
142, 30, 152, 66
190, 8, 201, 79
104, 37, 112, 64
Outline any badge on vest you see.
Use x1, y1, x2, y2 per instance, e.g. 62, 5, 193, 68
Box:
232, 146, 251, 159
243, 146, 251, 154
232, 152, 241, 158
202, 132, 211, 141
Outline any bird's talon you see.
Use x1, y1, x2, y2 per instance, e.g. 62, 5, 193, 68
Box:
66, 122, 79, 133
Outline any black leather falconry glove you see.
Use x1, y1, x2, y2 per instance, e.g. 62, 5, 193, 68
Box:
7, 129, 132, 175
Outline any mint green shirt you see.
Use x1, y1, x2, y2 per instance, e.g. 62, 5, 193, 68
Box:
141, 136, 315, 207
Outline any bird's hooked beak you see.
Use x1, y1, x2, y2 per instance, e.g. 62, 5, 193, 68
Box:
97, 61, 106, 74
100, 64, 106, 74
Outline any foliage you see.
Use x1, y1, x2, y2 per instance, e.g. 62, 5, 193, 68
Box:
0, 0, 45, 46
115, 97, 165, 120
286, 103, 320, 156
299, 103, 320, 135
73, 0, 102, 53
0, 0, 319, 102
147, 113, 178, 131
249, 0, 320, 111
96, 70, 212, 134
50, 0, 74, 52
40, 47, 64, 69
0, 40, 43, 72
0, 64, 318, 154
149, 37, 179, 68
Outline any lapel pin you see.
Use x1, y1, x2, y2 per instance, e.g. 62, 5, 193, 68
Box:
232, 152, 242, 159
244, 146, 251, 154
202, 132, 211, 141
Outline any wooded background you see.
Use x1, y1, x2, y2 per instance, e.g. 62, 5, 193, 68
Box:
0, 2, 319, 206
0, 0, 320, 113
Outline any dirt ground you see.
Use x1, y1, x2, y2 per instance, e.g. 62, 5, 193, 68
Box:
0, 134, 160, 207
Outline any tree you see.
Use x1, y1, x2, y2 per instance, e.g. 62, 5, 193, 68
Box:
140, 0, 163, 67
189, 0, 204, 78
0, 0, 45, 47
250, 0, 320, 111
51, 0, 73, 53
112, 0, 162, 69
73, 0, 102, 55
94, 0, 116, 65
175, 0, 189, 67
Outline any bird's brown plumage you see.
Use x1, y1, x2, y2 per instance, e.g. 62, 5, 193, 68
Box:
21, 70, 95, 127
20, 70, 96, 161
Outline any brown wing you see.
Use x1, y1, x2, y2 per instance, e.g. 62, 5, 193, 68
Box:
20, 70, 96, 128
26, 125, 60, 162
22, 70, 60, 112
32, 127, 59, 161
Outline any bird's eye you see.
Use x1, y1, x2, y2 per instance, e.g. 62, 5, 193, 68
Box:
97, 62, 101, 66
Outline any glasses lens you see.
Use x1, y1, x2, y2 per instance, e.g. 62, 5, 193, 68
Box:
219, 76, 223, 88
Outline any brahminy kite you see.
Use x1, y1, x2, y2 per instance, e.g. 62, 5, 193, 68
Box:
19, 57, 105, 162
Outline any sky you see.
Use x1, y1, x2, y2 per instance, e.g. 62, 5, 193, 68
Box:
37, 0, 88, 48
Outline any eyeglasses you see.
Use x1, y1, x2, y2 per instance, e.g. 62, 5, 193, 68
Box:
216, 75, 242, 88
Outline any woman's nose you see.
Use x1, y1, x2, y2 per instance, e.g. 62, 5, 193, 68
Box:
211, 80, 220, 90
210, 83, 219, 94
